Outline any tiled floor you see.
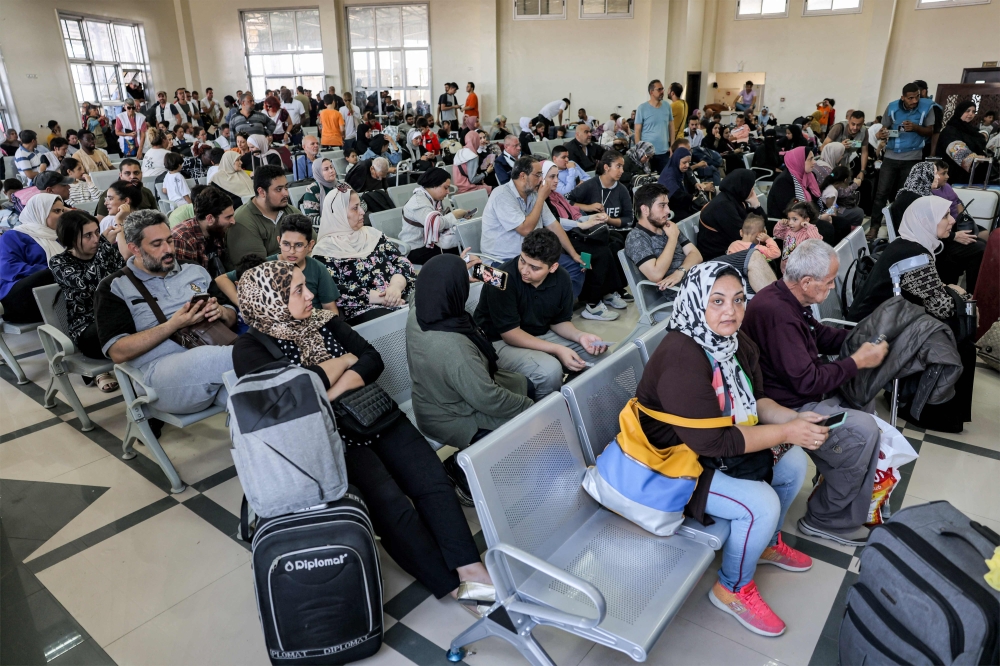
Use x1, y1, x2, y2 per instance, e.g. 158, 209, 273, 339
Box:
2, 305, 998, 666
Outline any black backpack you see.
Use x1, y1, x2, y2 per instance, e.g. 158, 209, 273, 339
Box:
841, 239, 888, 316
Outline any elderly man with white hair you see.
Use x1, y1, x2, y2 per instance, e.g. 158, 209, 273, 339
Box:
293, 134, 321, 181
743, 239, 889, 547
345, 155, 390, 194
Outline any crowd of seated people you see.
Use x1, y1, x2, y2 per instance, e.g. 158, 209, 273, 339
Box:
1, 75, 995, 647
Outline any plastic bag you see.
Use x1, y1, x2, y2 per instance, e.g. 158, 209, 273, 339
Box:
866, 415, 918, 526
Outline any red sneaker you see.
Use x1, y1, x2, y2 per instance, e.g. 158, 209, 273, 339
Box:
758, 533, 813, 572
709, 580, 786, 637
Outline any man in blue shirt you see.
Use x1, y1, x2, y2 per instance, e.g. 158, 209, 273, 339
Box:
14, 130, 46, 185
551, 145, 589, 196
635, 80, 674, 173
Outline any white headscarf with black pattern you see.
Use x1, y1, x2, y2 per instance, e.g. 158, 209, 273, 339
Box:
669, 261, 757, 426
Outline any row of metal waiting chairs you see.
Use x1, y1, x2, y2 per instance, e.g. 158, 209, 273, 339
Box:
368, 187, 488, 256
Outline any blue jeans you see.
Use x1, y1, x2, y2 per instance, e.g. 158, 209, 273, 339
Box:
704, 446, 807, 591
735, 101, 752, 112
558, 253, 585, 298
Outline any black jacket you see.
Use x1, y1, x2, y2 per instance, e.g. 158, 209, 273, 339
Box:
766, 170, 796, 223
697, 169, 762, 261
565, 139, 605, 173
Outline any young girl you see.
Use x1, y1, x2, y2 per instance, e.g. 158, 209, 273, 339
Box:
773, 201, 823, 272
727, 213, 780, 260
819, 166, 862, 214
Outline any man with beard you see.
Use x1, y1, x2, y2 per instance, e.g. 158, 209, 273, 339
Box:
75, 131, 114, 174
227, 165, 300, 267
94, 209, 236, 416
145, 91, 175, 130
171, 186, 236, 275
95, 159, 158, 216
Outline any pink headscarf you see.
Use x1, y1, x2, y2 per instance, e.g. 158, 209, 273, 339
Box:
463, 115, 478, 132
784, 146, 821, 202
464, 130, 482, 152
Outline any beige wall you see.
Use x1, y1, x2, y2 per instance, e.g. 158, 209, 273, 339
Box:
0, 0, 184, 133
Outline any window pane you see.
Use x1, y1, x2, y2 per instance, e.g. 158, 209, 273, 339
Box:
85, 21, 115, 60
251, 77, 266, 99
294, 53, 323, 75
297, 10, 321, 50
263, 54, 294, 76
114, 24, 139, 61
70, 40, 88, 59
375, 7, 401, 48
608, 0, 630, 12
806, 0, 833, 8
244, 12, 271, 53
270, 11, 296, 51
265, 77, 296, 92
73, 64, 94, 84
761, 0, 786, 13
248, 55, 264, 76
65, 19, 83, 40
300, 76, 324, 94
348, 8, 375, 49
544, 0, 565, 14
401, 6, 428, 47
739, 0, 763, 13
378, 50, 402, 88
404, 50, 428, 87
582, 0, 605, 13
517, 0, 541, 14
352, 52, 373, 88
831, 0, 861, 8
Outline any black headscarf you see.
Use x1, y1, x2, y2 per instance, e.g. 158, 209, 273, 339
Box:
355, 123, 372, 154
719, 168, 757, 202
698, 169, 760, 261
702, 122, 719, 150
944, 100, 987, 153
783, 124, 807, 150
415, 255, 499, 377
368, 134, 387, 156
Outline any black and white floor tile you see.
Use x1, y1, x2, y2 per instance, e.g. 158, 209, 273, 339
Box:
3, 307, 998, 666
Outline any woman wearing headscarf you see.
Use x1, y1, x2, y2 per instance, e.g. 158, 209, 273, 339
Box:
778, 125, 808, 155
847, 196, 975, 432
208, 151, 255, 209
406, 254, 534, 499
813, 142, 846, 185
298, 157, 340, 227
312, 184, 415, 325
635, 261, 815, 637
452, 130, 493, 194
0, 194, 66, 323
658, 146, 712, 222
354, 122, 372, 156
698, 169, 765, 261
232, 260, 494, 607
489, 115, 510, 141
936, 100, 988, 185
623, 141, 655, 185
240, 134, 282, 171
887, 161, 936, 233
399, 167, 472, 265
765, 146, 843, 241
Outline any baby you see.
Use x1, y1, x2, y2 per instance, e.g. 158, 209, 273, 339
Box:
773, 201, 823, 272
727, 213, 780, 260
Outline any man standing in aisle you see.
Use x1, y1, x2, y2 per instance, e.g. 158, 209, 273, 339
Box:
438, 83, 460, 128
667, 83, 688, 140
635, 80, 674, 173
464, 82, 479, 122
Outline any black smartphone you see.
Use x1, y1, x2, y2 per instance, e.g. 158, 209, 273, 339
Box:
819, 412, 848, 429
472, 263, 508, 290
869, 334, 886, 345
190, 293, 212, 306
465, 207, 478, 219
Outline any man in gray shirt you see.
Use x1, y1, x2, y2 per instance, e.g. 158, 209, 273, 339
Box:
95, 210, 236, 415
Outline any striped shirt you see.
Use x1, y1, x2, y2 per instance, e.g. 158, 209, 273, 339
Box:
14, 146, 42, 182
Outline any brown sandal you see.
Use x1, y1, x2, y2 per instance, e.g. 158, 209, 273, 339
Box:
95, 372, 119, 393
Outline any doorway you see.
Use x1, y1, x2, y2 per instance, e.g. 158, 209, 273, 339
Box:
686, 72, 701, 112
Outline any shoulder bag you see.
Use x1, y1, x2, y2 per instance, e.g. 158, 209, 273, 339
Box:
123, 267, 237, 349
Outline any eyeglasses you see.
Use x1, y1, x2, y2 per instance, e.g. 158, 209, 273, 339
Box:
279, 241, 307, 251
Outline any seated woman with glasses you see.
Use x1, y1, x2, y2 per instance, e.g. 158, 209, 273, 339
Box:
311, 184, 415, 325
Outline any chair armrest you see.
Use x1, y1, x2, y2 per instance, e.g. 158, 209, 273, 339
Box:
485, 543, 606, 630
385, 237, 410, 255
467, 251, 502, 264
819, 318, 857, 328
37, 324, 76, 367
114, 363, 158, 421
637, 279, 679, 293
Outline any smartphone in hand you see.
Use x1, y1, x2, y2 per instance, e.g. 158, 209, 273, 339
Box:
472, 263, 509, 290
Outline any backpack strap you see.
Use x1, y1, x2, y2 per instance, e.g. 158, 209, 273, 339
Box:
634, 400, 732, 429
122, 267, 168, 325
248, 327, 285, 360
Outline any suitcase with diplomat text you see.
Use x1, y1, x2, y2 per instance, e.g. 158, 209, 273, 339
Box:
242, 489, 383, 665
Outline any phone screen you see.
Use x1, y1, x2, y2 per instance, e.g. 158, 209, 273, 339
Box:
820, 412, 847, 429
473, 264, 508, 290
190, 293, 211, 305
466, 207, 478, 219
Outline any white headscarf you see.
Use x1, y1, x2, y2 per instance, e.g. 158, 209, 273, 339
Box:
247, 134, 278, 158
899, 195, 952, 257
208, 151, 254, 197
453, 148, 477, 166
669, 262, 757, 426
312, 185, 383, 260
519, 117, 532, 134
868, 122, 883, 150
541, 160, 558, 180
15, 194, 65, 262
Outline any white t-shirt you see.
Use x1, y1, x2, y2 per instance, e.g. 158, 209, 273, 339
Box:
214, 135, 231, 150
340, 105, 361, 139
163, 172, 191, 204
142, 148, 169, 178
206, 165, 220, 181
100, 215, 118, 233
282, 100, 306, 125
539, 100, 567, 120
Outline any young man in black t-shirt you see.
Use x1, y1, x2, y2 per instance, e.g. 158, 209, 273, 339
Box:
473, 229, 609, 398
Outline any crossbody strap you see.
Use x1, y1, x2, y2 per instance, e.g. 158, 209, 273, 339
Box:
633, 399, 732, 429
248, 327, 286, 360
122, 267, 168, 325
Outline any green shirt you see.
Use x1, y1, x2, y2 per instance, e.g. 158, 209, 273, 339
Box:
226, 199, 301, 270
168, 203, 194, 228
226, 255, 340, 309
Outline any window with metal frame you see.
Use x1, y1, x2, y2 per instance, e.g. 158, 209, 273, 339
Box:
0, 47, 16, 133
580, 0, 633, 18
736, 0, 789, 18
346, 4, 431, 114
514, 0, 567, 20
916, 0, 990, 7
241, 9, 324, 100
803, 0, 863, 14
58, 14, 152, 118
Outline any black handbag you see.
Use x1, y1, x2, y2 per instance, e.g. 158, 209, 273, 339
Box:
569, 222, 609, 244
332, 383, 402, 437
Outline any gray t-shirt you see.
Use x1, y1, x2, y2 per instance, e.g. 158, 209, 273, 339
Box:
481, 180, 558, 260
624, 225, 689, 275
635, 101, 674, 155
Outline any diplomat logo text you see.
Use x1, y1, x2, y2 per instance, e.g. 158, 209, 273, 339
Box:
284, 554, 348, 572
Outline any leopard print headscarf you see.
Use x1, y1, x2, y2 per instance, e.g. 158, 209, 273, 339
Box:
237, 261, 337, 366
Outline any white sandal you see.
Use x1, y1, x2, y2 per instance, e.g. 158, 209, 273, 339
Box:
95, 372, 119, 393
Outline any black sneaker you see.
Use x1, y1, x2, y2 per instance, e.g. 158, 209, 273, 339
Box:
619, 290, 634, 303
443, 453, 475, 507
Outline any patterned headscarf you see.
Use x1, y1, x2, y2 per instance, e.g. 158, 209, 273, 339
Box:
899, 161, 936, 197
669, 262, 757, 426
626, 141, 654, 174
312, 183, 383, 260
237, 261, 336, 366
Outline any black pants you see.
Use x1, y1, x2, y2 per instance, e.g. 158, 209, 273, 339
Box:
871, 158, 918, 230
571, 235, 624, 305
77, 321, 106, 360
651, 152, 670, 174
937, 237, 986, 294
407, 245, 459, 266
344, 418, 482, 598
0, 269, 53, 324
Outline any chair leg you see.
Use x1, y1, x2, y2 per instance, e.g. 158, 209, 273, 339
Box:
43, 375, 58, 408
0, 333, 28, 384
53, 372, 95, 432
122, 413, 186, 493
889, 378, 900, 428
448, 610, 554, 666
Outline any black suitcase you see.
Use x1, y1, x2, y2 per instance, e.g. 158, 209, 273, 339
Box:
242, 488, 383, 665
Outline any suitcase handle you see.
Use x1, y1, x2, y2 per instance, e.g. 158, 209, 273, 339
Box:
938, 524, 997, 560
